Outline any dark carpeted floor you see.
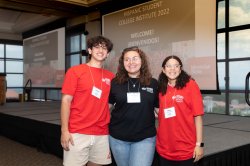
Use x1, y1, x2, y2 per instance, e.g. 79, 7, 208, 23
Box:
0, 136, 62, 166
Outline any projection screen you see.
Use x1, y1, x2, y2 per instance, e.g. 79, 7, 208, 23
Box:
102, 0, 217, 91
23, 27, 65, 88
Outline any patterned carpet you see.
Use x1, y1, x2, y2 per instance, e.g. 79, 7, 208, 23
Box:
0, 136, 62, 166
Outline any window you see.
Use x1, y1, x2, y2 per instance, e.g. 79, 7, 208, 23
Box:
217, 33, 225, 60
229, 61, 250, 90
229, 0, 250, 27
6, 45, 23, 59
210, 0, 250, 116
70, 35, 80, 52
218, 1, 225, 29
0, 42, 23, 100
229, 93, 250, 116
218, 62, 225, 90
229, 29, 250, 59
203, 93, 226, 114
6, 60, 23, 73
66, 25, 87, 70
6, 74, 23, 87
0, 60, 3, 72
66, 54, 80, 69
0, 44, 3, 58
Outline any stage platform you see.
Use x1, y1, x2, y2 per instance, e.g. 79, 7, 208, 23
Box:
0, 101, 250, 166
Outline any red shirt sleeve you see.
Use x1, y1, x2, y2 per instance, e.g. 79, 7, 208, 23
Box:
189, 80, 204, 116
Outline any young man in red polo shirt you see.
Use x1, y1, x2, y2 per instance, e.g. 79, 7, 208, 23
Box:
60, 36, 114, 166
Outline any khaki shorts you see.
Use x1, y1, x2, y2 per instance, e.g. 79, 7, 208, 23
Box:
63, 133, 111, 166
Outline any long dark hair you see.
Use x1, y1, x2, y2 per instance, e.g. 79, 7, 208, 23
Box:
158, 55, 191, 95
113, 46, 152, 86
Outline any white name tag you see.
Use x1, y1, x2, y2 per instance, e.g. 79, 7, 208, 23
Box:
91, 86, 102, 99
164, 107, 176, 118
127, 92, 141, 103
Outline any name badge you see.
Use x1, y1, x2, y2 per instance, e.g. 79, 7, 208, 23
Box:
164, 107, 176, 118
127, 92, 141, 103
91, 86, 102, 99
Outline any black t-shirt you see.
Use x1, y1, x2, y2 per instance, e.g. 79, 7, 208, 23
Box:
109, 77, 159, 142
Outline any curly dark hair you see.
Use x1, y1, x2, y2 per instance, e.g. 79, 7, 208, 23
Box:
113, 46, 152, 86
86, 36, 113, 61
87, 35, 113, 52
158, 55, 192, 95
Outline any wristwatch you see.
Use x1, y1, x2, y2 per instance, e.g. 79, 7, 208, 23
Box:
196, 142, 204, 147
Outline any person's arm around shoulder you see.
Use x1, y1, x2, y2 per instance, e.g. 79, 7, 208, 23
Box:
152, 77, 159, 118
109, 103, 115, 113
61, 94, 74, 151
193, 115, 204, 162
154, 108, 159, 118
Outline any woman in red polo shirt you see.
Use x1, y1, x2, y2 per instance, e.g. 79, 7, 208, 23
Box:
156, 55, 204, 166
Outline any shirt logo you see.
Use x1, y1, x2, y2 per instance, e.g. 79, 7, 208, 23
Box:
141, 87, 154, 93
102, 78, 111, 86
172, 95, 184, 102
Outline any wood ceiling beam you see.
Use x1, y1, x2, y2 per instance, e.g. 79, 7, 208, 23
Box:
54, 0, 109, 7
0, 0, 90, 17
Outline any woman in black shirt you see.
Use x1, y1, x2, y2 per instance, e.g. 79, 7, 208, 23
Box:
109, 46, 158, 166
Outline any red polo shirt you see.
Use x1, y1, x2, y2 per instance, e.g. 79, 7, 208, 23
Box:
156, 79, 204, 160
62, 64, 114, 135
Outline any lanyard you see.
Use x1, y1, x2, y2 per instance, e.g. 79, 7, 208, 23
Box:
164, 87, 176, 108
88, 65, 103, 90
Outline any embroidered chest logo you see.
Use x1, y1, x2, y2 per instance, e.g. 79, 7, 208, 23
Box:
141, 87, 154, 93
172, 95, 184, 102
102, 78, 111, 86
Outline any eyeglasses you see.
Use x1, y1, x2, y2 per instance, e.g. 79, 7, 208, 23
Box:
124, 56, 141, 63
93, 45, 108, 51
165, 64, 181, 69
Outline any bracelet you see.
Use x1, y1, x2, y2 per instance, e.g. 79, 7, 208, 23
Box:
196, 142, 204, 147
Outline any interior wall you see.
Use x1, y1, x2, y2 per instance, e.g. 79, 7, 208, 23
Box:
0, 32, 22, 41
66, 11, 101, 40
85, 20, 101, 39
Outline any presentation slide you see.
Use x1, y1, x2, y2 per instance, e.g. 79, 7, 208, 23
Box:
23, 27, 65, 88
102, 0, 216, 90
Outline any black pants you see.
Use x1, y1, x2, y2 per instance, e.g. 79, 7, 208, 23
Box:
159, 155, 195, 166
